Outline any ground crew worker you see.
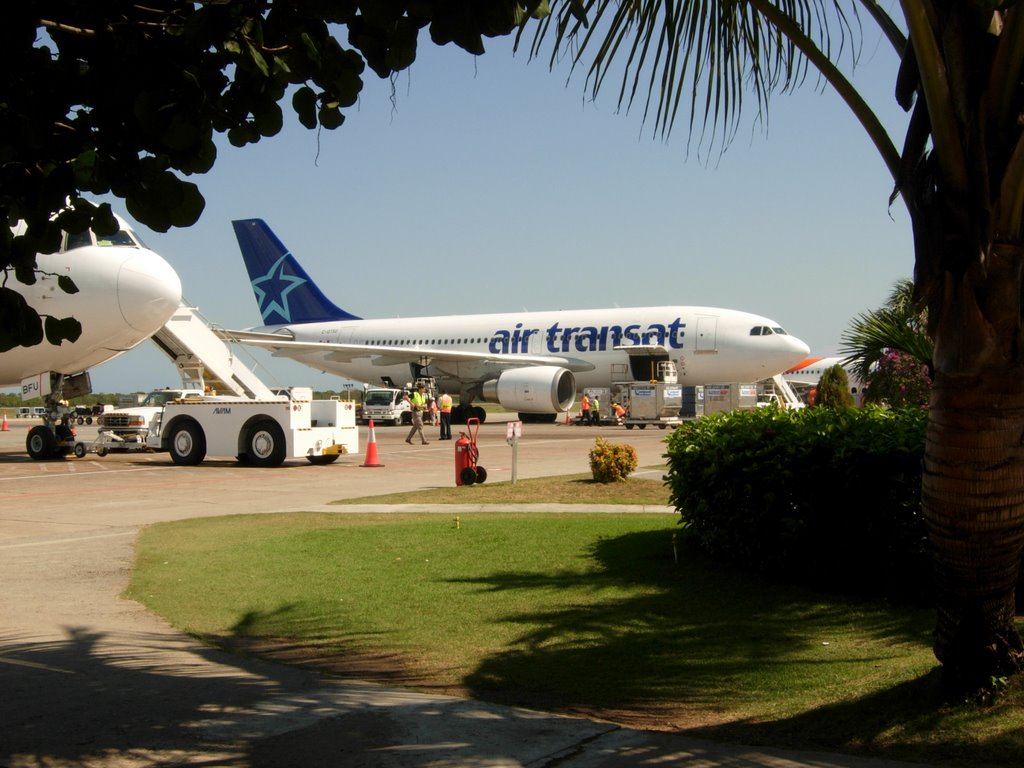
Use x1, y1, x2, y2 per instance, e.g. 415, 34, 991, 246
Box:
439, 391, 454, 440
590, 395, 601, 425
580, 393, 590, 425
406, 384, 429, 445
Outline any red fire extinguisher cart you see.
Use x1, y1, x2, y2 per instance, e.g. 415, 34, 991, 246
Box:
454, 417, 487, 486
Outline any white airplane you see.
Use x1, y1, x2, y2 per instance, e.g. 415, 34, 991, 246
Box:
227, 219, 811, 422
4, 212, 182, 458
783, 356, 865, 403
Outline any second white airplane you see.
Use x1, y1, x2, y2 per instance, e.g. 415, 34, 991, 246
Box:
4, 210, 182, 458
227, 219, 810, 422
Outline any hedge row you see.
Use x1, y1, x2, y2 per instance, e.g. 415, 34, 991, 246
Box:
664, 406, 930, 600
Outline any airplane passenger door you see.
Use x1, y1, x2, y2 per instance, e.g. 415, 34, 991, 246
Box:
696, 316, 718, 353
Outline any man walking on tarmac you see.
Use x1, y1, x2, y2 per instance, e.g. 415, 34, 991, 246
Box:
405, 383, 429, 445
438, 390, 453, 440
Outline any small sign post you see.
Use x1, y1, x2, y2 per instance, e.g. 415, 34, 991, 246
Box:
506, 420, 522, 484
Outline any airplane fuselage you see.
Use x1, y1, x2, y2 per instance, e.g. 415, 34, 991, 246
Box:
254, 305, 809, 393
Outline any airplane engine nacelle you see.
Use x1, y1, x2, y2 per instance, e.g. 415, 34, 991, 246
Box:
480, 366, 576, 413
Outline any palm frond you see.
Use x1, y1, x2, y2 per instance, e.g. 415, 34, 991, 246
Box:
525, 0, 899, 169
839, 306, 933, 382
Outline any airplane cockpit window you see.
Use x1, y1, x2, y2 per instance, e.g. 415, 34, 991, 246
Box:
772, 327, 789, 335
65, 230, 94, 250
64, 227, 143, 250
749, 326, 763, 336
96, 229, 139, 247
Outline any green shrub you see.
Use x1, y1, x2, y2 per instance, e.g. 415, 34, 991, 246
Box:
816, 363, 856, 408
589, 437, 638, 483
664, 406, 930, 600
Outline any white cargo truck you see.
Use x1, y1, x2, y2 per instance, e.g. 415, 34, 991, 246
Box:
361, 386, 411, 426
85, 386, 358, 466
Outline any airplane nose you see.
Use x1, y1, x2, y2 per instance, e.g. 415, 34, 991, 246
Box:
117, 249, 183, 332
790, 333, 811, 359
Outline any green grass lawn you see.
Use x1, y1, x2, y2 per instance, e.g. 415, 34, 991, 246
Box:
127, 496, 1024, 768
331, 473, 673, 506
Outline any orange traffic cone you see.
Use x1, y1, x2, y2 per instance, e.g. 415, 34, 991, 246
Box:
361, 419, 384, 467
1, 411, 8, 432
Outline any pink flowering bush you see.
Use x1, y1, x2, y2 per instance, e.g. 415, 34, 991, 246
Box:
865, 350, 931, 408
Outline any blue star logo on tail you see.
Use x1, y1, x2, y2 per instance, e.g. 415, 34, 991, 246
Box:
251, 254, 306, 324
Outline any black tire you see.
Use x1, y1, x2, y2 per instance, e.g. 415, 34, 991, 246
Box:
54, 423, 74, 457
638, 424, 648, 430
460, 466, 477, 485
625, 424, 635, 430
73, 443, 87, 458
26, 426, 57, 460
169, 421, 206, 466
475, 466, 487, 484
96, 447, 109, 458
307, 454, 340, 465
473, 406, 487, 423
246, 418, 287, 467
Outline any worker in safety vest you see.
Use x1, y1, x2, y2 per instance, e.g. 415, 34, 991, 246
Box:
580, 393, 590, 425
406, 384, 429, 444
438, 391, 454, 440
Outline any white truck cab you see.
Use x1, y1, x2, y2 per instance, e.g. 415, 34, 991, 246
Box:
361, 386, 410, 426
97, 388, 210, 446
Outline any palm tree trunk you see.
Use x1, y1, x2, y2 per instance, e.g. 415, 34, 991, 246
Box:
923, 262, 1024, 695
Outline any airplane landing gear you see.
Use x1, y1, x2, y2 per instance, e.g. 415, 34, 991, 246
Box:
25, 388, 78, 460
452, 404, 487, 424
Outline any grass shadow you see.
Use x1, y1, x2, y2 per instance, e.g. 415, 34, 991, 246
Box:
452, 529, 1021, 765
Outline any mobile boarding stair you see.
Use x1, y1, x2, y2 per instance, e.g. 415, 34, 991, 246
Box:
149, 302, 277, 398
766, 374, 805, 409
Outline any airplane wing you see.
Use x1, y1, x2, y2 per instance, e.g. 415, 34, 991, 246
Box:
217, 329, 597, 373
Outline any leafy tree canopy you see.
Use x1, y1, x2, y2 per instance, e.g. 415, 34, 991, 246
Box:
1, 1, 550, 344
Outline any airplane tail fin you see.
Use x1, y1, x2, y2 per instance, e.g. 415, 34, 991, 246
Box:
232, 219, 360, 325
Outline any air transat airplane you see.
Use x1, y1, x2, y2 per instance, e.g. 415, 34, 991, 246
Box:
228, 219, 810, 422
4, 212, 182, 458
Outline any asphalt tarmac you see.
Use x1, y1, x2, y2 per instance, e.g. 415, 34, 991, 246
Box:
0, 414, 927, 767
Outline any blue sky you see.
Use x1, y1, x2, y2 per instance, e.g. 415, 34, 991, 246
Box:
86, 24, 911, 394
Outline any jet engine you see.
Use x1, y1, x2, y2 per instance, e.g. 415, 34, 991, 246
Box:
479, 366, 576, 413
